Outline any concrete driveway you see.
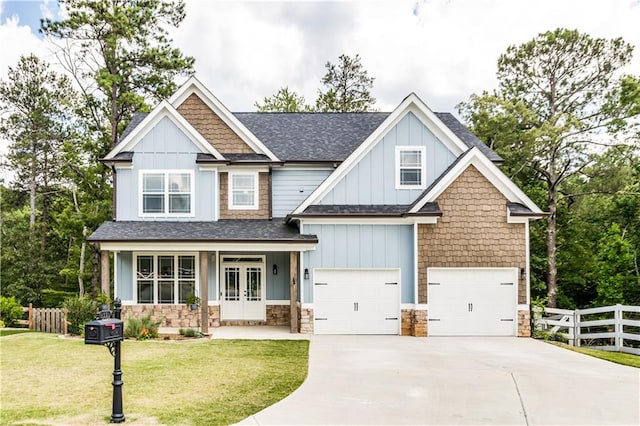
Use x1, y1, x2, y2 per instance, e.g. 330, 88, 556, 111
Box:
239, 336, 639, 425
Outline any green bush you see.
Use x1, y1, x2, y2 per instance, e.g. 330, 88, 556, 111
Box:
124, 313, 161, 340
0, 296, 24, 327
180, 328, 202, 338
63, 295, 96, 335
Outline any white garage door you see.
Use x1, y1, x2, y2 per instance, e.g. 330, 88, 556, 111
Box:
314, 269, 400, 334
428, 268, 517, 336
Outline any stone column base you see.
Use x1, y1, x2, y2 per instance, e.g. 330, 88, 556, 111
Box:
401, 309, 428, 337
518, 310, 531, 337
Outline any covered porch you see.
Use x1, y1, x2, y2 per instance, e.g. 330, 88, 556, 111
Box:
88, 220, 318, 334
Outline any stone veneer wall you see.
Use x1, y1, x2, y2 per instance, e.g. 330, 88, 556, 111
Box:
518, 310, 531, 337
417, 165, 527, 305
176, 93, 254, 154
401, 309, 427, 337
299, 307, 314, 334
219, 172, 270, 219
122, 305, 220, 328
266, 305, 290, 326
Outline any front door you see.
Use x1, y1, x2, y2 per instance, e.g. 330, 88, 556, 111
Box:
221, 258, 266, 320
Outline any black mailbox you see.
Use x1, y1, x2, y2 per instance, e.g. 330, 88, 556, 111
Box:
85, 318, 124, 345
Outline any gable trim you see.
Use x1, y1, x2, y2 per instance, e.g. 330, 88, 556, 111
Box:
292, 93, 470, 214
169, 76, 279, 161
104, 101, 224, 160
409, 147, 542, 214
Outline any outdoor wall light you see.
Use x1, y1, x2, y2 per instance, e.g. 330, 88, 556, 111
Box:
520, 268, 526, 279
304, 268, 309, 280
273, 264, 278, 275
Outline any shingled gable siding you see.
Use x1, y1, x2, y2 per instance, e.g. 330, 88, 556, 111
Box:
219, 172, 270, 219
417, 165, 528, 333
176, 93, 255, 154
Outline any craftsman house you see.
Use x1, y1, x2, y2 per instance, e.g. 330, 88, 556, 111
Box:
89, 77, 544, 337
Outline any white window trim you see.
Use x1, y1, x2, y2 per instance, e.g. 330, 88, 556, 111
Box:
132, 252, 199, 305
228, 171, 259, 210
138, 169, 195, 218
395, 146, 426, 190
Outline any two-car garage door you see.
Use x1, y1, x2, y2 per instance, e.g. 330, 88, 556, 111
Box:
314, 269, 400, 334
428, 268, 518, 336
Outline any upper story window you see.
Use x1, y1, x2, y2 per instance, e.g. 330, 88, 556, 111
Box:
228, 172, 258, 210
395, 146, 426, 189
140, 170, 194, 216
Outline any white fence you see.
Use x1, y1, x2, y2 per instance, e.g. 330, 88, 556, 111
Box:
534, 304, 640, 356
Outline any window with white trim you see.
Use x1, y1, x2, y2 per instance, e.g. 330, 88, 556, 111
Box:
140, 170, 194, 216
395, 146, 426, 189
228, 172, 258, 209
135, 254, 197, 304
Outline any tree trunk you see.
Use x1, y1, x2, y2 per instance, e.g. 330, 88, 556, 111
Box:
28, 155, 37, 271
546, 189, 558, 308
72, 187, 85, 296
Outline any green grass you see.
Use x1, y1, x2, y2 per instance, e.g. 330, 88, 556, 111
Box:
0, 328, 33, 337
549, 342, 640, 368
0, 333, 309, 425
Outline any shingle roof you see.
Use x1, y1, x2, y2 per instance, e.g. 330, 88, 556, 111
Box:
234, 112, 388, 162
88, 220, 318, 243
507, 202, 547, 217
296, 203, 441, 217
117, 109, 501, 163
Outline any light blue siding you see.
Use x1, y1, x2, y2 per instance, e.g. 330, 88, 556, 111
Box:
116, 251, 133, 301
319, 112, 457, 205
303, 225, 414, 304
266, 252, 291, 300
272, 169, 332, 217
116, 116, 217, 221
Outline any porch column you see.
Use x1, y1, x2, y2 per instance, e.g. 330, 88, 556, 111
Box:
289, 252, 298, 333
199, 251, 209, 334
100, 250, 110, 297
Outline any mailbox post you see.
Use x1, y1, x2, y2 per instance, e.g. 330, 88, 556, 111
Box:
85, 298, 125, 423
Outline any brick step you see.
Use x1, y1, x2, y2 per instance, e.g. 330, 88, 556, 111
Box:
220, 320, 268, 326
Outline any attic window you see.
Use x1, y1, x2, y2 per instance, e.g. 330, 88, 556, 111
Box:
396, 146, 426, 189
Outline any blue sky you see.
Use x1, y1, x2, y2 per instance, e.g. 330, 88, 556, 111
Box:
1, 0, 60, 36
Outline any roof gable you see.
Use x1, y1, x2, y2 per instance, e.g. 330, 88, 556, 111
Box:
104, 101, 224, 160
170, 77, 279, 161
409, 147, 542, 214
292, 93, 485, 214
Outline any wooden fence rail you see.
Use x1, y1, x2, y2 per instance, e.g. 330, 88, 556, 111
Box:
534, 304, 640, 356
20, 304, 67, 335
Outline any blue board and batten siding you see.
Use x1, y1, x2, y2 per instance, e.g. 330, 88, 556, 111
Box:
319, 112, 457, 205
116, 117, 217, 221
303, 225, 414, 304
272, 169, 333, 217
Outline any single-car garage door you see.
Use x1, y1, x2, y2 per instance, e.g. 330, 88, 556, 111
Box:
314, 269, 400, 334
428, 268, 518, 336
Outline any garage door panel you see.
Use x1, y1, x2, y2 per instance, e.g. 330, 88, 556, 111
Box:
428, 268, 517, 336
314, 269, 400, 335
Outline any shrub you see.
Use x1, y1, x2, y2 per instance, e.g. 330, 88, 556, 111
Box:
182, 328, 202, 338
63, 295, 96, 335
0, 296, 24, 327
124, 313, 160, 340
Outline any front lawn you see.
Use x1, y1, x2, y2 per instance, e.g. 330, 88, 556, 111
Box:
0, 333, 309, 425
549, 342, 640, 368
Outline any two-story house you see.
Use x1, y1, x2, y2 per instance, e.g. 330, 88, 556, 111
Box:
89, 77, 544, 337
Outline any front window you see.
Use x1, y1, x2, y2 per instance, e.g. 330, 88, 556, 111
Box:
141, 170, 193, 216
135, 254, 197, 304
229, 172, 258, 209
396, 147, 426, 189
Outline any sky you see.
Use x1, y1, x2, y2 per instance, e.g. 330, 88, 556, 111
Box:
0, 0, 640, 115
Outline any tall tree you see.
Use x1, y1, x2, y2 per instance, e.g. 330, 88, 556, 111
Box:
316, 54, 376, 112
0, 54, 75, 304
41, 0, 195, 152
255, 87, 313, 112
41, 0, 195, 296
459, 29, 639, 307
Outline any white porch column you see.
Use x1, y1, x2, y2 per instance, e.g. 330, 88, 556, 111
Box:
199, 251, 209, 334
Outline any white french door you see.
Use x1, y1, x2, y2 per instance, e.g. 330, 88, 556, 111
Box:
221, 257, 266, 320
